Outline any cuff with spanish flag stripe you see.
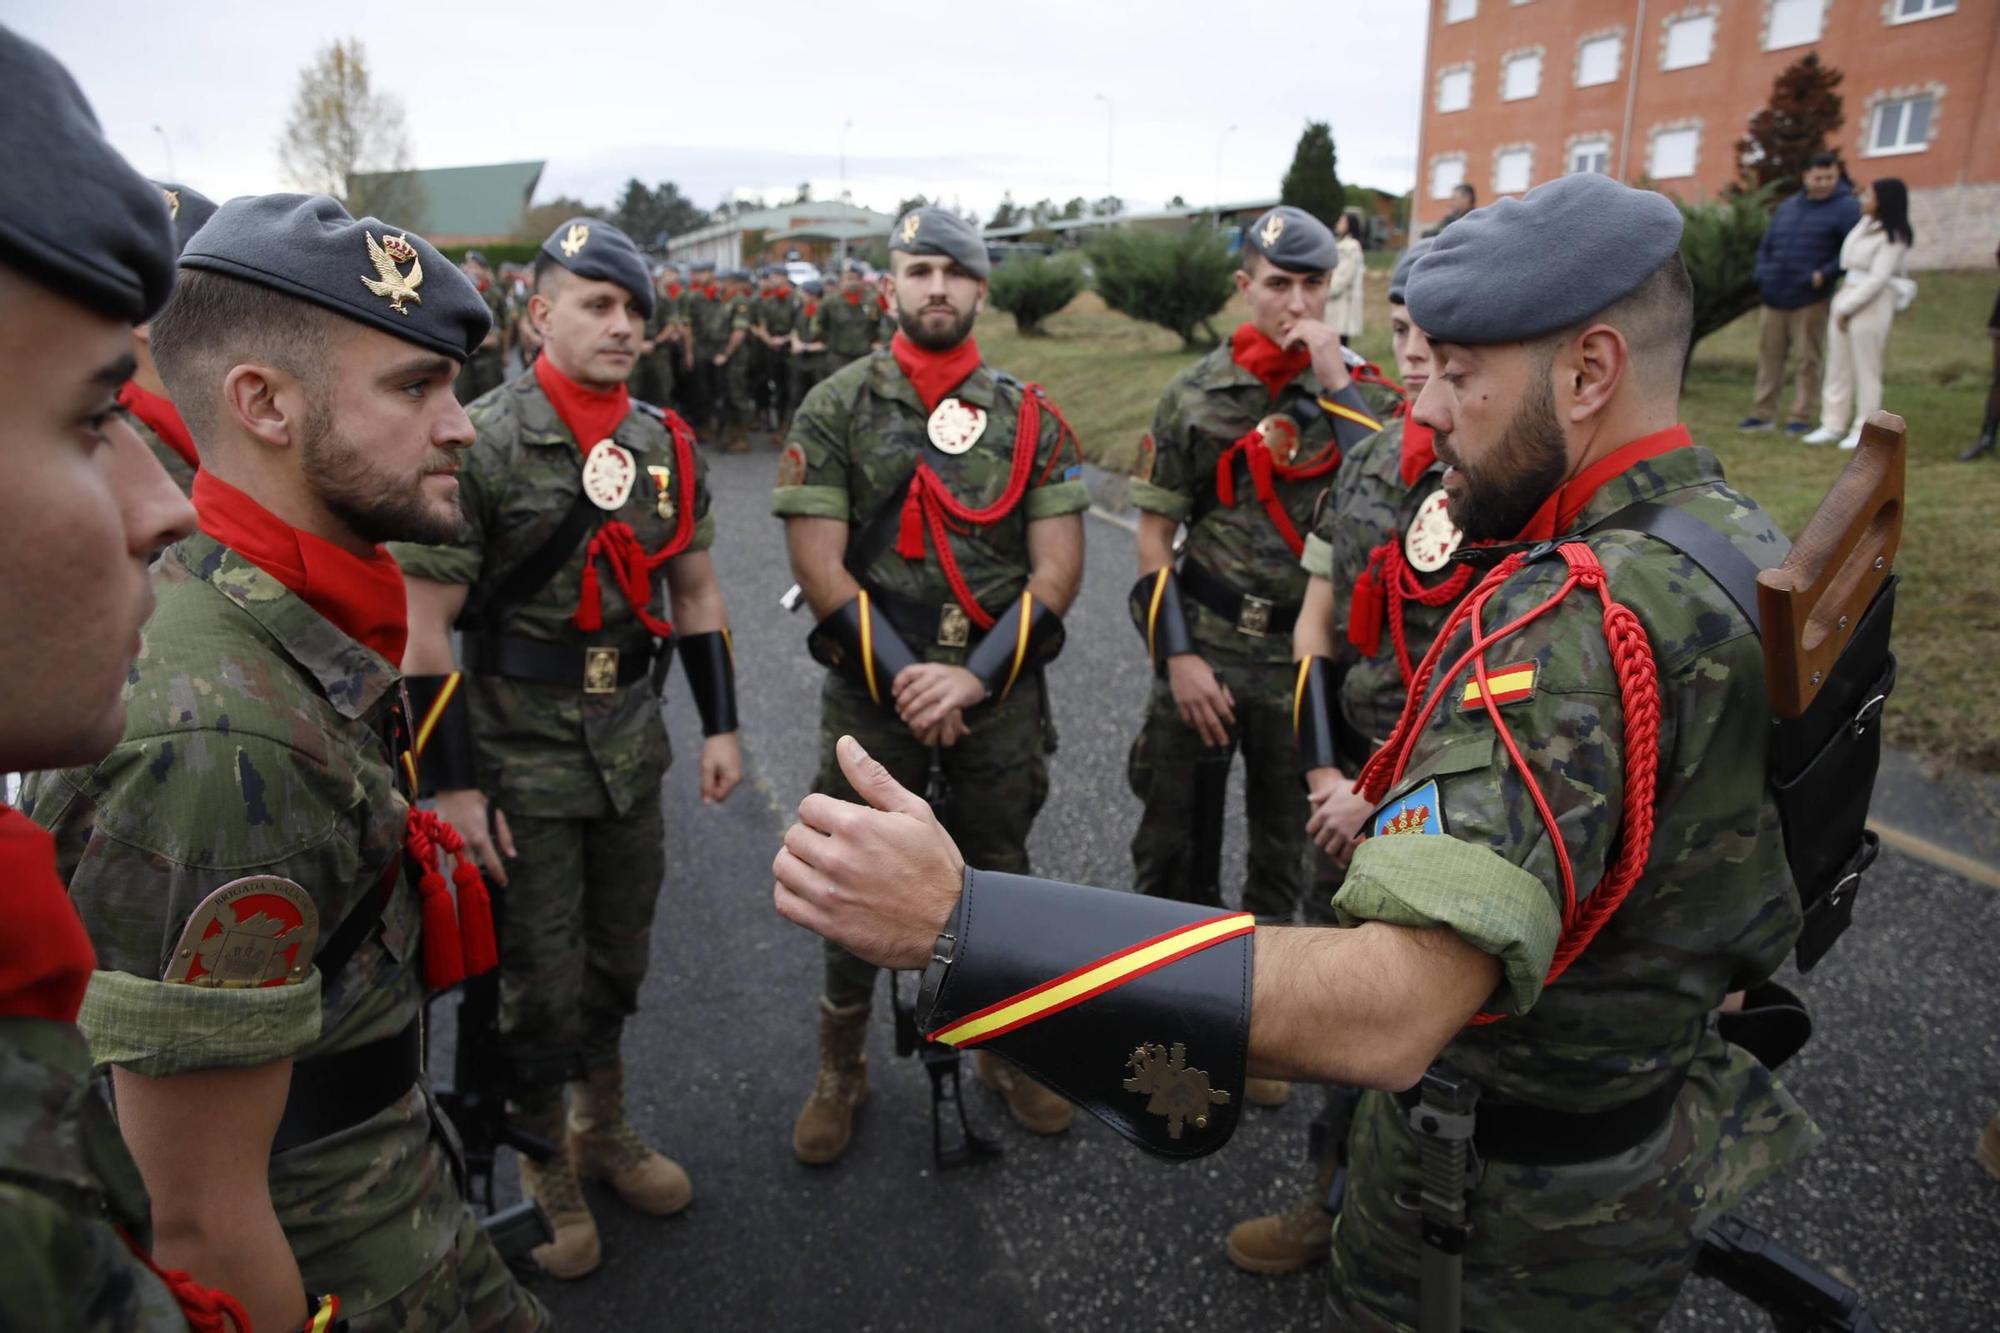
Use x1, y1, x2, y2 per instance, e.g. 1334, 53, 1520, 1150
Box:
404, 673, 477, 795
1293, 655, 1342, 772
1126, 567, 1194, 669
806, 592, 920, 709
962, 592, 1064, 703
917, 868, 1254, 1160
1316, 382, 1384, 449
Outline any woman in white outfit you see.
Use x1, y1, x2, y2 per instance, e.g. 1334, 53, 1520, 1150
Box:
1330, 209, 1366, 346
1805, 177, 1913, 449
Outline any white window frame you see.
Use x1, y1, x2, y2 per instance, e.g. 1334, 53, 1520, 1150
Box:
1493, 145, 1534, 194
1429, 153, 1468, 200
1501, 47, 1545, 101
1436, 63, 1475, 113
1885, 0, 1955, 23
1863, 86, 1942, 156
1566, 134, 1614, 175
1444, 0, 1478, 23
1647, 122, 1703, 179
1659, 7, 1719, 70
1763, 0, 1827, 50
1575, 30, 1624, 88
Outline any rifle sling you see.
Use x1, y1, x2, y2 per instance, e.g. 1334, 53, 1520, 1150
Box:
1590, 501, 1764, 635
271, 1016, 421, 1155
843, 463, 918, 583
464, 484, 601, 635
312, 851, 402, 988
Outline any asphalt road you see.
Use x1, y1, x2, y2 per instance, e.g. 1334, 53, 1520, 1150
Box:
498, 446, 1999, 1332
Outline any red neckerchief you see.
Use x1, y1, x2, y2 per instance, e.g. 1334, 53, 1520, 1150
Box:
535, 354, 631, 454
1514, 425, 1693, 542
843, 290, 863, 306
0, 808, 96, 1024
700, 283, 719, 300
1230, 323, 1312, 399
192, 471, 409, 663
666, 283, 683, 298
118, 381, 198, 469
475, 275, 490, 293
804, 299, 820, 318
890, 330, 982, 414
1400, 416, 1437, 488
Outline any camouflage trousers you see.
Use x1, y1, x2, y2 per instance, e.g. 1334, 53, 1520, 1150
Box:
343, 1205, 549, 1333
498, 803, 668, 1114
1127, 653, 1325, 924
815, 667, 1053, 1009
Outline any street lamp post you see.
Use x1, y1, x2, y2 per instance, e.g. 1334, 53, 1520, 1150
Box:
1093, 94, 1114, 206
838, 119, 855, 264
1214, 123, 1238, 218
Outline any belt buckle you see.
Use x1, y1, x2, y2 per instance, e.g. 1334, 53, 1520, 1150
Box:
583, 646, 620, 694
1237, 595, 1273, 638
938, 604, 971, 649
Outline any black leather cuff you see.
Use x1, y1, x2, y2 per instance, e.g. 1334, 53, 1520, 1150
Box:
1317, 382, 1385, 448
806, 592, 920, 706
1128, 568, 1194, 667
962, 592, 1065, 703
677, 630, 739, 735
918, 868, 1254, 1160
404, 673, 476, 795
1294, 655, 1341, 773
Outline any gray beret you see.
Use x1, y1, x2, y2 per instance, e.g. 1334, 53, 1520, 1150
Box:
1405, 173, 1684, 345
0, 27, 175, 321
889, 206, 989, 279
153, 181, 218, 257
802, 279, 825, 296
539, 216, 655, 319
181, 193, 491, 360
690, 258, 715, 272
1387, 239, 1435, 306
1241, 205, 1338, 273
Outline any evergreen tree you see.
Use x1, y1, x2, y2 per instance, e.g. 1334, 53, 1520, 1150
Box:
988, 192, 1024, 229
1279, 121, 1344, 231
1087, 228, 1235, 350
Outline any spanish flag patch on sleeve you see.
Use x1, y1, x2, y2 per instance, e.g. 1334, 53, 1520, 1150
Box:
1372, 779, 1445, 837
1459, 661, 1538, 711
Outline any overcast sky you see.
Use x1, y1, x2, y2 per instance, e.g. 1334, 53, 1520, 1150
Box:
12, 1, 1429, 222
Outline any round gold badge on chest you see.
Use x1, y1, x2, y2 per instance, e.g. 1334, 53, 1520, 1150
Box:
1404, 488, 1464, 573
1257, 414, 1301, 466
581, 439, 637, 510
926, 398, 987, 455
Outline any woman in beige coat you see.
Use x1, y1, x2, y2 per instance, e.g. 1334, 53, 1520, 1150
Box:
1805, 177, 1913, 450
1329, 209, 1367, 344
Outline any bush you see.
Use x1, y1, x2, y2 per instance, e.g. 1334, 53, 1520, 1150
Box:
1677, 184, 1776, 360
987, 253, 1085, 336
1086, 228, 1236, 350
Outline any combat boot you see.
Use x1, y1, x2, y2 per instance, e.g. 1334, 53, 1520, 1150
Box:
1245, 1077, 1293, 1107
792, 999, 870, 1165
516, 1105, 601, 1279
1225, 1153, 1339, 1275
974, 1049, 1073, 1135
569, 1062, 693, 1217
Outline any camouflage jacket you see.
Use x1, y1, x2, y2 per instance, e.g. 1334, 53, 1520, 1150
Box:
758, 292, 801, 338
20, 534, 470, 1313
1300, 415, 1462, 749
125, 411, 195, 497
388, 373, 715, 819
772, 349, 1089, 666
814, 293, 881, 359
0, 1017, 188, 1332
1129, 346, 1385, 665
686, 288, 740, 350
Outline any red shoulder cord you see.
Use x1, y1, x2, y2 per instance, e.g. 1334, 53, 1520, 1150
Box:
404, 806, 499, 992
1355, 542, 1662, 1022
1348, 537, 1477, 683
574, 409, 701, 637
1351, 359, 1407, 405
117, 1228, 250, 1333
893, 386, 1082, 631
1214, 429, 1342, 559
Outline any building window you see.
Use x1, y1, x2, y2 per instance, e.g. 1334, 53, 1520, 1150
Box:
1444, 0, 1477, 22
1867, 91, 1937, 155
1501, 49, 1545, 101
1430, 154, 1468, 199
1764, 0, 1826, 48
1493, 146, 1534, 194
1661, 9, 1718, 69
1437, 64, 1474, 113
1576, 32, 1623, 87
1887, 0, 1955, 21
1568, 136, 1613, 174
1648, 124, 1702, 178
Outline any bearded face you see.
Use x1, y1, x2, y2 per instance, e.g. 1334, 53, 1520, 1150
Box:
302, 388, 466, 547
1434, 366, 1569, 542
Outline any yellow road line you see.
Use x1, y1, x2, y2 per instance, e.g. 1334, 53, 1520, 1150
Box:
1868, 818, 2000, 890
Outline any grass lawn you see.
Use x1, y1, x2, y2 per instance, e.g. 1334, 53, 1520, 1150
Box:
978, 263, 2000, 773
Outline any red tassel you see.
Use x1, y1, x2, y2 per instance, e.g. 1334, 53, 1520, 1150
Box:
1215, 444, 1239, 508
454, 860, 499, 976
1348, 568, 1383, 657
417, 865, 465, 990
574, 552, 604, 631
895, 481, 927, 560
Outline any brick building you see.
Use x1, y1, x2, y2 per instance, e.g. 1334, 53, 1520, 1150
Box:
1413, 0, 2000, 267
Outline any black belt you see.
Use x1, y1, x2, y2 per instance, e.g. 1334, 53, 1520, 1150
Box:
463, 633, 655, 694
1394, 1069, 1686, 1167
1181, 560, 1300, 638
272, 1018, 422, 1155
867, 584, 985, 653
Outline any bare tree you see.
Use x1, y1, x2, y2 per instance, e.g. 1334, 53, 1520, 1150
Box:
277, 38, 426, 226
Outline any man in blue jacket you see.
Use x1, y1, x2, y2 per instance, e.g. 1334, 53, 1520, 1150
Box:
1742, 153, 1861, 434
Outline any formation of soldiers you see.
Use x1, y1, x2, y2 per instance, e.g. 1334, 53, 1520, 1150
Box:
2, 17, 1905, 1333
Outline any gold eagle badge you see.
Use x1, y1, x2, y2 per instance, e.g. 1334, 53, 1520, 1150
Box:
560, 222, 590, 257
900, 212, 921, 244
1260, 212, 1286, 248
361, 231, 423, 315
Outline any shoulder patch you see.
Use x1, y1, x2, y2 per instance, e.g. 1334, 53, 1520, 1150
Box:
1372, 779, 1445, 838
1131, 433, 1157, 484
163, 876, 318, 988
1458, 661, 1538, 712
776, 441, 808, 489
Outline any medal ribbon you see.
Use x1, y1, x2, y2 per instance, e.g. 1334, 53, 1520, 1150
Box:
573, 410, 700, 636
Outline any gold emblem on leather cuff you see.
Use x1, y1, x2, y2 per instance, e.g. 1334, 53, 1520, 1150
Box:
1123, 1041, 1230, 1139
583, 646, 620, 694
938, 603, 971, 648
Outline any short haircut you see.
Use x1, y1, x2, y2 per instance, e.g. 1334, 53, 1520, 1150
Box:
1533, 252, 1693, 403
148, 269, 338, 439
1807, 151, 1840, 170
1454, 183, 1477, 206
531, 251, 566, 294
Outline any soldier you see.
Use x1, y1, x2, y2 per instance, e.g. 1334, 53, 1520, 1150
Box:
790, 277, 828, 402
680, 259, 718, 428
457, 250, 508, 403
813, 259, 883, 378
718, 268, 756, 451
115, 181, 216, 496
636, 264, 684, 410
775, 173, 1821, 1330
22, 191, 547, 1331
754, 266, 801, 432
771, 206, 1089, 1164
1123, 205, 1386, 1109
393, 215, 742, 1280
689, 263, 750, 451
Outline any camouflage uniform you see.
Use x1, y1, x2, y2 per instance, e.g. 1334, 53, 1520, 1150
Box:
1126, 347, 1381, 922
457, 279, 509, 404
637, 296, 680, 410
755, 287, 801, 425
0, 1017, 189, 1331
772, 350, 1089, 1007
684, 283, 728, 429
388, 373, 713, 1111
20, 535, 545, 1331
815, 291, 881, 378
792, 296, 828, 401
1325, 442, 1819, 1329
